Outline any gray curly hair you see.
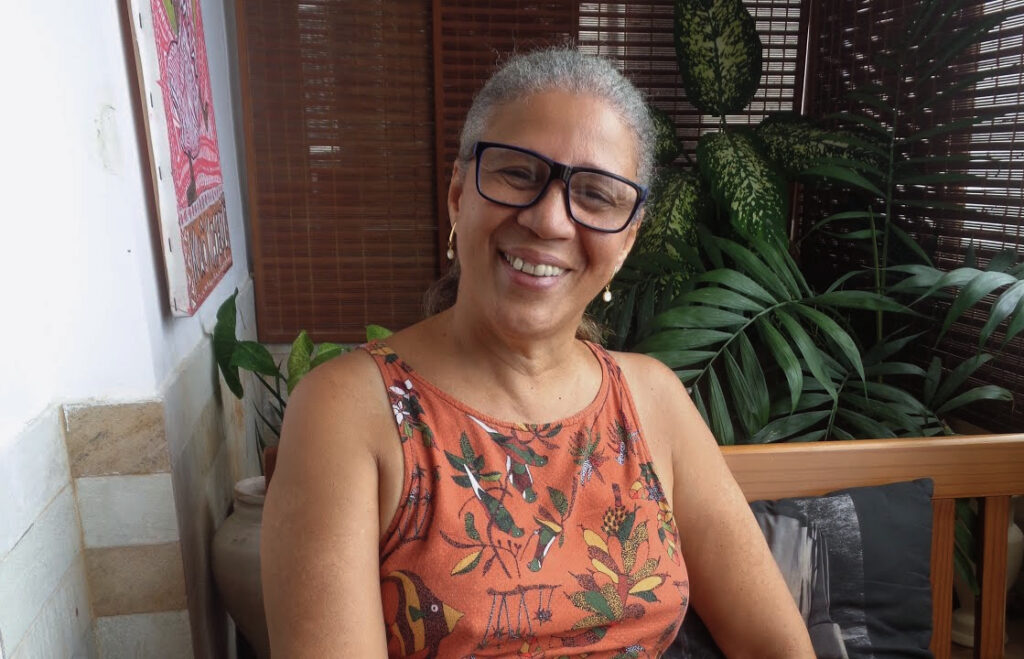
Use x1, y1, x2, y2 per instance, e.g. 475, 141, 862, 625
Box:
456, 47, 656, 186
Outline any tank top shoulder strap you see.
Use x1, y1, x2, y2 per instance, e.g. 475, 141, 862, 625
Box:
583, 340, 647, 434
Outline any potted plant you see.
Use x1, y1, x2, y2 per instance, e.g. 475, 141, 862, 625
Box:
210, 290, 391, 657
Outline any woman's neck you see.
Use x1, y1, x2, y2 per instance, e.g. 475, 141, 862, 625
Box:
396, 307, 600, 423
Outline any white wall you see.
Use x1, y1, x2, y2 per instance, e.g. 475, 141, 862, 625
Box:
0, 0, 250, 442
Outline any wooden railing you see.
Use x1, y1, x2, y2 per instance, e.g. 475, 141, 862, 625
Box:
722, 434, 1024, 659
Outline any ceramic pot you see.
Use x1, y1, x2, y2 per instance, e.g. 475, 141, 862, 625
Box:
951, 513, 1024, 647
212, 476, 269, 659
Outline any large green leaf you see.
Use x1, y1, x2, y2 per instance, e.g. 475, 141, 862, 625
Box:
287, 330, 314, 394
310, 342, 348, 369
756, 318, 803, 413
756, 115, 865, 178
801, 164, 884, 198
673, 0, 762, 115
231, 341, 281, 378
649, 305, 747, 331
213, 291, 243, 399
649, 104, 684, 165
776, 309, 837, 401
750, 411, 830, 444
647, 350, 719, 370
636, 166, 708, 258
634, 329, 731, 353
790, 305, 865, 382
938, 270, 1019, 342
699, 269, 776, 304
929, 355, 994, 409
722, 347, 759, 439
679, 287, 764, 313
936, 385, 1013, 416
716, 238, 791, 299
697, 131, 788, 244
707, 367, 734, 445
810, 290, 912, 313
366, 324, 393, 341
736, 332, 770, 427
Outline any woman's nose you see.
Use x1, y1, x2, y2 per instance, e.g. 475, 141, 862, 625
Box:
517, 181, 577, 239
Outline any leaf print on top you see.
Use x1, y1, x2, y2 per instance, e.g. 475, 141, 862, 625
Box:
469, 416, 549, 503
630, 463, 682, 564
569, 428, 608, 487
611, 414, 641, 465
365, 340, 690, 657
565, 485, 670, 637
525, 481, 579, 573
387, 378, 435, 447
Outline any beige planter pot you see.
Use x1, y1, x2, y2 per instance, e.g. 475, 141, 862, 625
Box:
212, 476, 269, 659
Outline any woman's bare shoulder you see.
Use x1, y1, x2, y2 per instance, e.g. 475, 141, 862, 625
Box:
604, 349, 690, 418
279, 346, 393, 458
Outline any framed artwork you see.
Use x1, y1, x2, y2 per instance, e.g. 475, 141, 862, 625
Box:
127, 0, 232, 316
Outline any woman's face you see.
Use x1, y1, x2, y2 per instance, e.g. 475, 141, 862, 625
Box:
447, 89, 642, 339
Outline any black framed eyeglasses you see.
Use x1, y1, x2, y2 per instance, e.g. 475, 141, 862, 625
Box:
473, 141, 648, 233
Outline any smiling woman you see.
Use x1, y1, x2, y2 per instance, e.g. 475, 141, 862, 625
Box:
260, 47, 814, 658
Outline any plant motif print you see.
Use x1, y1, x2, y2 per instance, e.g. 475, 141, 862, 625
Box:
469, 416, 549, 502
386, 378, 435, 446
442, 426, 580, 578
630, 463, 682, 564
382, 464, 441, 563
569, 428, 609, 487
610, 414, 641, 465
565, 484, 671, 639
367, 341, 690, 657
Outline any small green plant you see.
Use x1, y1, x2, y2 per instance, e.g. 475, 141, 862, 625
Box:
213, 290, 392, 467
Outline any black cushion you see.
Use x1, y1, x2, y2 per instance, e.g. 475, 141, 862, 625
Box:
666, 479, 934, 658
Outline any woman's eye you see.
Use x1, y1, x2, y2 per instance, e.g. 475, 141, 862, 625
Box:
498, 167, 538, 186
577, 186, 616, 207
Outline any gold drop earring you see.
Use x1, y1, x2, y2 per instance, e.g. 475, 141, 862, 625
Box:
602, 284, 612, 303
446, 223, 457, 260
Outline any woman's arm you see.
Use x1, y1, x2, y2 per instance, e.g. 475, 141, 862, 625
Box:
261, 351, 392, 657
616, 353, 814, 658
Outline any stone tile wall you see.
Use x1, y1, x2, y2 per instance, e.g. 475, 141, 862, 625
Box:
63, 402, 194, 658
1, 282, 257, 659
0, 407, 94, 659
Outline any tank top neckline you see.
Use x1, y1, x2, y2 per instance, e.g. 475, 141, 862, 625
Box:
365, 339, 613, 430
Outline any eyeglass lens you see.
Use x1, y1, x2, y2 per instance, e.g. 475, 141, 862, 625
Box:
477, 145, 639, 231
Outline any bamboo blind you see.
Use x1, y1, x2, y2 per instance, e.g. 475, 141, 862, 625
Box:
239, 0, 806, 342
236, 0, 438, 343
432, 0, 579, 260
799, 0, 1024, 432
576, 1, 807, 156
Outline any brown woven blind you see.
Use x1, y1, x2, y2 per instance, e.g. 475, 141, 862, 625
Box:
577, 1, 807, 156
236, 0, 438, 343
432, 0, 579, 257
800, 0, 1024, 432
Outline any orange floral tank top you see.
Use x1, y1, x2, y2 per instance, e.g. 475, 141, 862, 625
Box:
363, 340, 689, 658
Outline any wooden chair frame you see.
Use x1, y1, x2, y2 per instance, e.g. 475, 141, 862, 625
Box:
722, 434, 1024, 659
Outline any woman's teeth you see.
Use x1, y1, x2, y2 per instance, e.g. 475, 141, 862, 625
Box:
504, 252, 564, 277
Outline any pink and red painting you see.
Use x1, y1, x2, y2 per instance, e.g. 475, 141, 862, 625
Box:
129, 0, 231, 316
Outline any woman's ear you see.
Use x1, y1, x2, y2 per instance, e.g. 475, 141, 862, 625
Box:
447, 162, 465, 222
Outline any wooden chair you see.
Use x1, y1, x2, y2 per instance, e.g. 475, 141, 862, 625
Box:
722, 434, 1024, 659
